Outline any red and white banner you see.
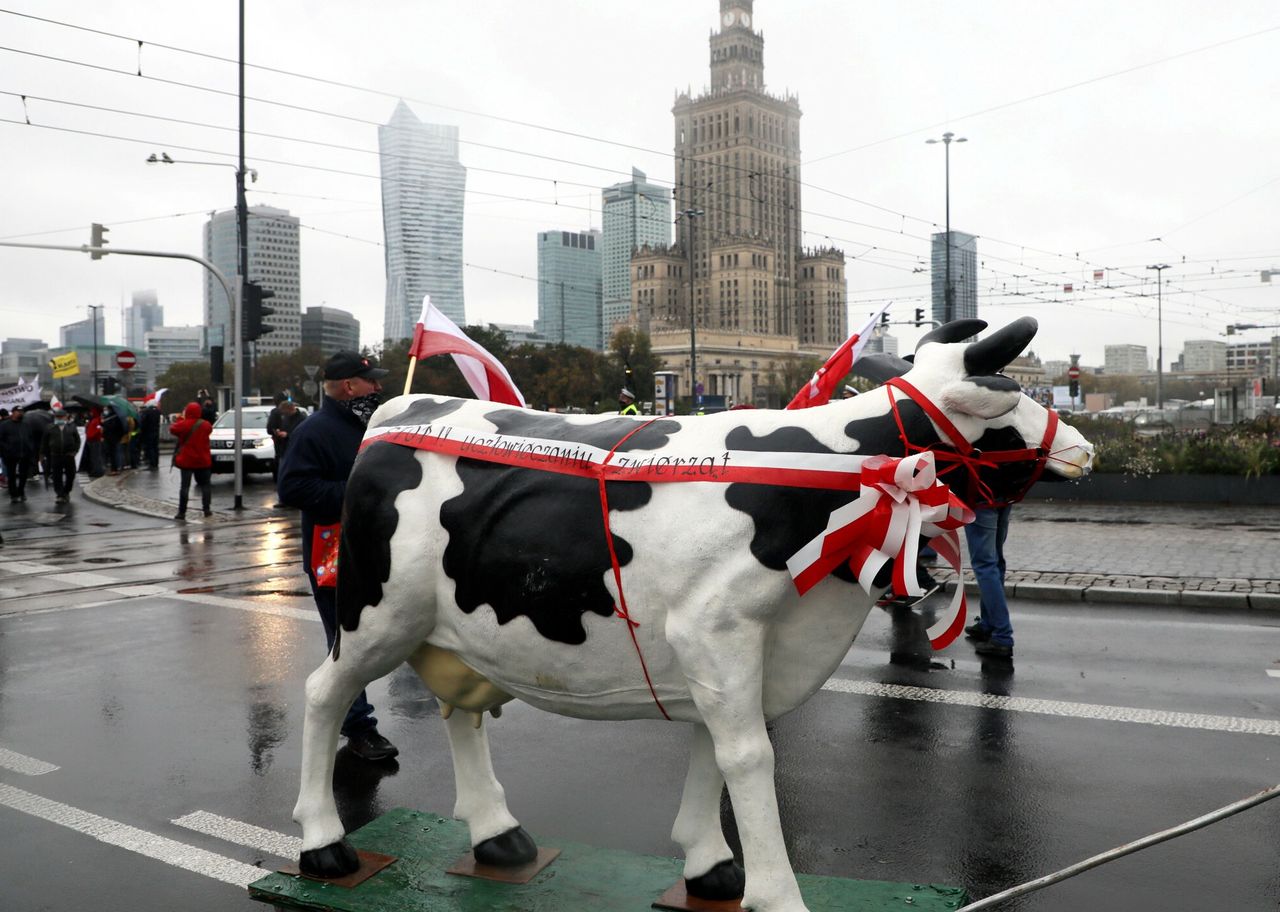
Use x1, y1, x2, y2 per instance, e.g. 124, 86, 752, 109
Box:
409, 296, 526, 407
786, 301, 891, 410
145, 387, 168, 408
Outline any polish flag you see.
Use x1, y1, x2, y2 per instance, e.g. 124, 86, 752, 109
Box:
786, 301, 891, 409
145, 388, 168, 408
409, 296, 526, 407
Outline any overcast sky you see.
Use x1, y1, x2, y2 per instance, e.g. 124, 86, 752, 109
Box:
2, 1, 1277, 370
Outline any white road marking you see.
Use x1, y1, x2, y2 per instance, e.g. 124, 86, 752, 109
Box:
169, 592, 318, 622
0, 561, 59, 576
109, 584, 172, 597
46, 571, 120, 588
0, 783, 265, 887
172, 810, 301, 860
1267, 669, 1280, 679
0, 746, 59, 776
823, 679, 1280, 737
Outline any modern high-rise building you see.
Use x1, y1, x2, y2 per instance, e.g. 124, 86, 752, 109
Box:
301, 306, 360, 354
1181, 339, 1227, 373
379, 101, 467, 342
536, 229, 602, 350
202, 206, 303, 355
631, 1, 847, 405
60, 311, 105, 349
126, 290, 163, 350
602, 168, 671, 346
145, 326, 205, 376
1104, 344, 1149, 375
931, 230, 978, 325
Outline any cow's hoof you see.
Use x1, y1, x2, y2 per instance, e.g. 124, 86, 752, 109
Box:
685, 859, 746, 900
299, 840, 360, 878
473, 826, 537, 866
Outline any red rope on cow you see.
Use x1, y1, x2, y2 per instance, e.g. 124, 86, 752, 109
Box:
595, 418, 671, 720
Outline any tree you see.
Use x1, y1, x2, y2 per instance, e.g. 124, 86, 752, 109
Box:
256, 345, 326, 407
155, 361, 214, 415
764, 355, 823, 408
607, 326, 659, 408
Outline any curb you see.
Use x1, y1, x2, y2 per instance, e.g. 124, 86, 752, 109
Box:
944, 579, 1273, 612
82, 473, 270, 525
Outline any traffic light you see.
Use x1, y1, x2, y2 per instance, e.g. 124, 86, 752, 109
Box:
210, 345, 225, 385
914, 308, 925, 327
879, 311, 889, 329
89, 223, 109, 260
101, 376, 119, 394
1069, 379, 1079, 398
243, 282, 277, 341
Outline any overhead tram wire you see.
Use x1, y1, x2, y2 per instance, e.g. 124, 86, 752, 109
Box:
3, 38, 1267, 317
1, 43, 1252, 305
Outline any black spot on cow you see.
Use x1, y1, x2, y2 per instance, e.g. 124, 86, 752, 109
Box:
336, 442, 424, 633
442, 412, 682, 645
369, 395, 465, 429
724, 402, 942, 584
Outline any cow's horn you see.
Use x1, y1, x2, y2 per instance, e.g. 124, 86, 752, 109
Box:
916, 319, 988, 351
852, 352, 913, 384
964, 317, 1038, 376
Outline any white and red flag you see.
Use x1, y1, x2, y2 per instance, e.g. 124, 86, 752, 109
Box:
786, 301, 891, 410
409, 296, 526, 407
144, 388, 168, 408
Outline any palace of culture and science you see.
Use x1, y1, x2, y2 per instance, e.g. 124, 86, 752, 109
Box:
631, 0, 847, 406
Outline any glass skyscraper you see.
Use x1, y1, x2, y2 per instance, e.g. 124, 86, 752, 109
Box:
536, 229, 602, 350
203, 206, 303, 355
601, 167, 671, 345
379, 101, 467, 342
931, 230, 978, 325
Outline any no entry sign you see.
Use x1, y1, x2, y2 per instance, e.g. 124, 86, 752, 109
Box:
1067, 365, 1081, 379
116, 350, 137, 370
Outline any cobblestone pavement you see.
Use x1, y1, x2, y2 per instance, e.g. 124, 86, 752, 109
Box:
86, 468, 1280, 610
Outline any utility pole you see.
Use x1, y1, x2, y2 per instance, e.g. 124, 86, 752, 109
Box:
231, 0, 248, 509
1147, 263, 1169, 409
678, 206, 704, 408
88, 304, 103, 394
926, 132, 967, 324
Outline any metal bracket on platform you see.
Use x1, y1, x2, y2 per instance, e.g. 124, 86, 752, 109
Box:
446, 847, 560, 884
653, 880, 746, 912
278, 850, 397, 889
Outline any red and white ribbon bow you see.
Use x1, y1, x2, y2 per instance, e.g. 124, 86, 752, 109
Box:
786, 452, 975, 649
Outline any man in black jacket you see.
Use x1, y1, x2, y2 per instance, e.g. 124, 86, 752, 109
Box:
277, 351, 398, 763
0, 405, 40, 503
266, 397, 307, 482
41, 407, 81, 503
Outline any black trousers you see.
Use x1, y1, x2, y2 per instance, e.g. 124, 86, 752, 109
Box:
5, 455, 33, 499
50, 455, 76, 498
178, 467, 212, 514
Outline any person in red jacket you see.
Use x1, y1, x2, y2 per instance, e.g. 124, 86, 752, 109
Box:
169, 401, 213, 520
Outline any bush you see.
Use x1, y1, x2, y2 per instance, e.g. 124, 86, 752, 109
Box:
1067, 415, 1280, 477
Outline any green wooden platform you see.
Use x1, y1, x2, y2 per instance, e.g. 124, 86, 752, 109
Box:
249, 808, 968, 911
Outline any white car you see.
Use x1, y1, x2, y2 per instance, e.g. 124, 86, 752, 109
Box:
208, 405, 308, 474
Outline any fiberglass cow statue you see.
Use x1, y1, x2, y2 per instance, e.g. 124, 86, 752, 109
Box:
292, 317, 1094, 912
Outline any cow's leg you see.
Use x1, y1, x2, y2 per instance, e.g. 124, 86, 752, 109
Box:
671, 722, 745, 900
442, 709, 536, 865
670, 623, 807, 912
293, 636, 423, 877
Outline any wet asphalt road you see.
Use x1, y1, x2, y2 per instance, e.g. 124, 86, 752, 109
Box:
1, 477, 1279, 911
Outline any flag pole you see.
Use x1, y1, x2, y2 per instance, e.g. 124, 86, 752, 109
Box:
404, 355, 418, 396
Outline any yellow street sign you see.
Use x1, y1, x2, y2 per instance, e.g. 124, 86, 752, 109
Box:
48, 351, 80, 378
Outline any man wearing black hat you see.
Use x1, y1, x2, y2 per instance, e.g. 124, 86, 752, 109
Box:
277, 350, 399, 762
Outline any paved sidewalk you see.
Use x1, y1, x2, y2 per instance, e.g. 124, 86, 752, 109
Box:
85, 468, 1280, 611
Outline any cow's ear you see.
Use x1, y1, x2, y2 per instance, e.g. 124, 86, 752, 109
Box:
939, 377, 1021, 419
852, 353, 912, 384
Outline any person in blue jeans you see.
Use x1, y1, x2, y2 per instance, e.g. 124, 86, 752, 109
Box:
964, 504, 1014, 657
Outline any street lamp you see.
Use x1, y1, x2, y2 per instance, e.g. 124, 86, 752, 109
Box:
147, 148, 256, 510
1147, 264, 1169, 408
677, 207, 704, 408
925, 132, 967, 324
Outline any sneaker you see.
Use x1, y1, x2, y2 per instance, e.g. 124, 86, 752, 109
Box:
964, 620, 992, 642
974, 640, 1013, 658
346, 730, 399, 762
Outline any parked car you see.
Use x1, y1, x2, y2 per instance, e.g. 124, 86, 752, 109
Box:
208, 405, 309, 474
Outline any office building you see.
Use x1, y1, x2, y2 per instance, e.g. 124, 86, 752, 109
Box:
379, 101, 467, 341
536, 229, 602, 350
301, 306, 360, 353
602, 168, 671, 345
1104, 344, 1149, 375
1181, 339, 1227, 373
126, 290, 163, 350
1227, 339, 1277, 380
863, 332, 899, 357
60, 311, 106, 349
203, 206, 303, 355
931, 230, 978, 325
145, 326, 205, 377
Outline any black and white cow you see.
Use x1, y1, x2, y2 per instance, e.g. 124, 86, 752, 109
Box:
292, 318, 1093, 911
